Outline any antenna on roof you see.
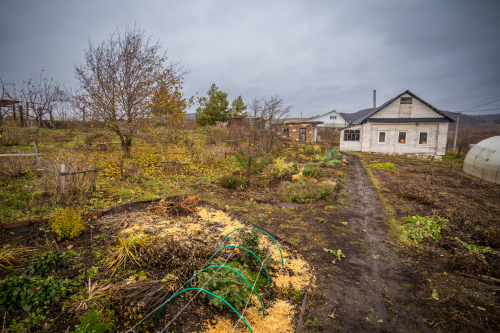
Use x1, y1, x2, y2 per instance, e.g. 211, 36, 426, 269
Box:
373, 90, 376, 111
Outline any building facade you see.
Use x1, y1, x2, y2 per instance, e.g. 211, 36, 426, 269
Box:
308, 110, 346, 127
340, 91, 454, 156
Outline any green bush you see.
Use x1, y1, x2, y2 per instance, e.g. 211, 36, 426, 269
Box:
50, 207, 85, 241
72, 309, 114, 333
198, 259, 265, 311
302, 164, 320, 178
369, 162, 395, 169
267, 158, 296, 179
318, 181, 337, 200
404, 215, 448, 244
326, 159, 342, 166
277, 181, 335, 204
26, 251, 71, 277
238, 231, 274, 267
220, 175, 243, 189
303, 145, 321, 156
0, 274, 78, 311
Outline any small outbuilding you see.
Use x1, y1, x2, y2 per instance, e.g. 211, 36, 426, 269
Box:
278, 119, 322, 143
339, 90, 454, 158
463, 136, 500, 184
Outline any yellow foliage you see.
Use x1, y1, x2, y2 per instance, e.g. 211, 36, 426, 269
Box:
50, 207, 85, 241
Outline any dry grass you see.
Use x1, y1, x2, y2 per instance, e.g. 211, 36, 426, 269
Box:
148, 194, 201, 216
73, 278, 113, 312
104, 231, 153, 276
0, 245, 39, 270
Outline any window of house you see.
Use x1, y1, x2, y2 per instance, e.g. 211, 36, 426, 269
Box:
398, 132, 407, 144
333, 115, 337, 119
344, 129, 360, 141
378, 131, 386, 143
419, 132, 428, 144
283, 128, 290, 136
330, 116, 333, 119
401, 97, 412, 104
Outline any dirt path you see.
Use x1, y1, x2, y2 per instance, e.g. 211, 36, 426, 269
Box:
308, 155, 427, 332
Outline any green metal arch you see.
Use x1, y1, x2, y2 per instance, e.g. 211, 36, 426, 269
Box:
157, 288, 253, 333
187, 265, 265, 317
220, 227, 284, 270
208, 245, 270, 289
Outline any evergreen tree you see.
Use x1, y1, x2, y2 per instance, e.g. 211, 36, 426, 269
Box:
229, 95, 248, 118
195, 84, 229, 126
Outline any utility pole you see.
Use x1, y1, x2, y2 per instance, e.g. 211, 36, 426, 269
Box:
373, 90, 376, 110
453, 112, 461, 151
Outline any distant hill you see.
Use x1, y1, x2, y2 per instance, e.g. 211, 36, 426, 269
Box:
340, 109, 500, 131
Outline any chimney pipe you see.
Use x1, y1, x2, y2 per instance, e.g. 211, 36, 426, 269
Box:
373, 90, 376, 111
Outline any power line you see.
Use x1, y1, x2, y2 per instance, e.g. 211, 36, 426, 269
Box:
451, 93, 500, 110
459, 98, 500, 112
434, 76, 500, 103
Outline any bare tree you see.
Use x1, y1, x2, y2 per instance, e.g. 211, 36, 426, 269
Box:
248, 95, 291, 151
18, 71, 64, 128
74, 26, 190, 156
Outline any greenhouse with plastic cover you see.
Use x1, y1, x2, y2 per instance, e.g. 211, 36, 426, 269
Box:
463, 136, 500, 184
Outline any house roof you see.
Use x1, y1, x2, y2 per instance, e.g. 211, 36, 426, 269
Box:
308, 110, 344, 122
282, 118, 312, 124
353, 90, 454, 124
368, 118, 451, 123
0, 99, 22, 107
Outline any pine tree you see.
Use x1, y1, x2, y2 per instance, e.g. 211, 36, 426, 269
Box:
229, 95, 247, 118
195, 84, 230, 126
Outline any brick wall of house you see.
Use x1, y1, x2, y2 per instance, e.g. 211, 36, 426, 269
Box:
278, 123, 316, 142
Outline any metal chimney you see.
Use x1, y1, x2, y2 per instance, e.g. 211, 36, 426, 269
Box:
373, 90, 376, 110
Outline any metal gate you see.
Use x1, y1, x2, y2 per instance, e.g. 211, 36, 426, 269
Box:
299, 128, 306, 142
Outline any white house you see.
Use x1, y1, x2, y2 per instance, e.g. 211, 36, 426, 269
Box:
340, 91, 454, 157
308, 110, 346, 127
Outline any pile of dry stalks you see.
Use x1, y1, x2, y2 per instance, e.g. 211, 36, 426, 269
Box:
398, 186, 435, 206
109, 275, 179, 332
148, 195, 201, 216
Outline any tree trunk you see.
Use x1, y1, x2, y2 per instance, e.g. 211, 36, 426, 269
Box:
120, 136, 132, 157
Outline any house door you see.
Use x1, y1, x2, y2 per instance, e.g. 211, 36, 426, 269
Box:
299, 128, 306, 142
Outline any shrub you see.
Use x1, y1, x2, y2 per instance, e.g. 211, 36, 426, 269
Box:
0, 274, 78, 311
303, 145, 321, 156
302, 163, 320, 178
238, 231, 274, 267
404, 215, 448, 244
220, 175, 243, 189
50, 207, 85, 241
278, 182, 320, 204
267, 158, 295, 179
326, 159, 342, 166
234, 141, 273, 174
72, 309, 114, 333
369, 162, 395, 169
26, 251, 71, 277
318, 181, 337, 200
198, 259, 265, 311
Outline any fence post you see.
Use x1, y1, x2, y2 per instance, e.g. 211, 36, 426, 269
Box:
450, 162, 452, 173
60, 164, 65, 196
92, 163, 97, 192
431, 168, 435, 184
120, 161, 123, 180
44, 164, 48, 192
33, 142, 41, 169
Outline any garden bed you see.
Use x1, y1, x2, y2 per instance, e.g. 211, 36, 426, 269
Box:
0, 200, 313, 333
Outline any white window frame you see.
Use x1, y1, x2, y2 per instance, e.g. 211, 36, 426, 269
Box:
398, 131, 407, 144
418, 131, 429, 145
377, 131, 387, 144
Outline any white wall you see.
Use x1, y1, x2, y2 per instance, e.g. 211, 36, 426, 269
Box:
340, 125, 363, 151
371, 93, 446, 119
340, 122, 449, 155
311, 110, 346, 126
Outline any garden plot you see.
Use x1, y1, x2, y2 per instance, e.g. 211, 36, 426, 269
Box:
0, 201, 312, 333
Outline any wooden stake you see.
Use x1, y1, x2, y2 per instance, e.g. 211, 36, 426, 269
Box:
450, 162, 452, 173
60, 164, 65, 196
120, 161, 123, 180
92, 162, 97, 192
431, 168, 435, 184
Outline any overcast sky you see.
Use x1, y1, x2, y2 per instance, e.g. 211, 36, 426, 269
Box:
1, 0, 500, 117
